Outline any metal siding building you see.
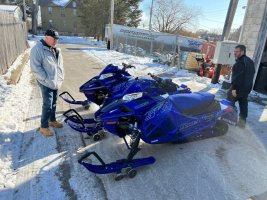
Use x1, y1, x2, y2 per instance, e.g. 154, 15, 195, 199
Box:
240, 0, 267, 94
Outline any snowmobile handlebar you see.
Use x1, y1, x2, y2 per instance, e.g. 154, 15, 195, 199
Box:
122, 63, 136, 70
148, 73, 163, 83
148, 73, 181, 91
78, 151, 106, 166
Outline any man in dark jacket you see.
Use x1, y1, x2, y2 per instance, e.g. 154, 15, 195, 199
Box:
227, 45, 255, 128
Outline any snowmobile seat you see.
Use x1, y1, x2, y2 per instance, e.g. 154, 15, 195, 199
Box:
169, 92, 219, 116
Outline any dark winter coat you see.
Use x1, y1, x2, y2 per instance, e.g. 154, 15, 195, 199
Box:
231, 55, 255, 94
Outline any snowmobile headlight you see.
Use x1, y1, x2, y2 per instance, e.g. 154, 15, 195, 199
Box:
122, 92, 143, 102
99, 73, 113, 80
160, 93, 169, 99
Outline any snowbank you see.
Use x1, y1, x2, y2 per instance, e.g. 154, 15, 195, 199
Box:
0, 49, 33, 193
52, 0, 70, 7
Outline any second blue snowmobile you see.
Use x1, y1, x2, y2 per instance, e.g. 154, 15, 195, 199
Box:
59, 63, 134, 109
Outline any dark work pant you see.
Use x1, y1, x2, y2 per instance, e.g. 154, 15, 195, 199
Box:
38, 82, 58, 128
227, 89, 248, 121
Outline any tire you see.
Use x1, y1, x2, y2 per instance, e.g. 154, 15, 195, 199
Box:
98, 130, 106, 138
115, 173, 124, 181
93, 134, 101, 141
84, 105, 90, 110
87, 132, 93, 136
128, 169, 137, 178
215, 120, 229, 135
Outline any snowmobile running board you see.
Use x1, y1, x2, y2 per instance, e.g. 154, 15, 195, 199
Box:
59, 91, 90, 106
78, 151, 156, 174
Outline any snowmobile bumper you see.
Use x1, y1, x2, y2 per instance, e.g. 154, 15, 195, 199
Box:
59, 91, 90, 107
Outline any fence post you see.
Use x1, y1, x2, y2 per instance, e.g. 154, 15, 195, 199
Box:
171, 35, 178, 67
125, 36, 128, 53
135, 38, 137, 56
177, 36, 181, 68
116, 36, 119, 51
150, 40, 153, 55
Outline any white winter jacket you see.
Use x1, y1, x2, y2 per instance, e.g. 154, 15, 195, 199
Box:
30, 40, 64, 90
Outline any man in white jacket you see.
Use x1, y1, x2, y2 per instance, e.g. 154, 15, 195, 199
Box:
30, 29, 64, 137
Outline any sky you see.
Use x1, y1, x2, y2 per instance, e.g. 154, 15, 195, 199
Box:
139, 0, 248, 33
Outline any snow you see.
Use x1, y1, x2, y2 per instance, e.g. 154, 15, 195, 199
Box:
52, 0, 70, 7
0, 49, 33, 196
0, 50, 32, 132
0, 5, 18, 12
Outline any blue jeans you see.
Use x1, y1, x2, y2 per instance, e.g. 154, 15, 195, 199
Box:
38, 82, 58, 128
227, 89, 248, 122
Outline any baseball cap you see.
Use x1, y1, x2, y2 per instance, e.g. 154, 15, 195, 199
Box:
45, 29, 59, 39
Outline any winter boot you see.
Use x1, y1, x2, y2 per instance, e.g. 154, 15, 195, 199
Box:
49, 121, 63, 128
40, 128, 54, 137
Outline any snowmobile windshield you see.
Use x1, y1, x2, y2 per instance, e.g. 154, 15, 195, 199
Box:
99, 73, 114, 80
99, 99, 124, 114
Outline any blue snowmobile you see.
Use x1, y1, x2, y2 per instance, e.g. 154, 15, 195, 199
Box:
59, 63, 134, 109
63, 73, 191, 141
78, 91, 238, 181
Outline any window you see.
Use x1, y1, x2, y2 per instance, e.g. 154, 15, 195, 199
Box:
73, 9, 77, 16
48, 20, 53, 28
61, 8, 65, 17
63, 20, 66, 27
73, 22, 77, 32
72, 1, 77, 8
48, 7, 52, 14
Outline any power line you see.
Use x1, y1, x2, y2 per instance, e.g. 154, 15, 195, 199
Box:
198, 24, 212, 29
200, 17, 240, 26
189, 21, 214, 30
203, 4, 246, 14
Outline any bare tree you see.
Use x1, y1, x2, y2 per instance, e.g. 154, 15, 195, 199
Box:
152, 0, 200, 33
228, 26, 241, 42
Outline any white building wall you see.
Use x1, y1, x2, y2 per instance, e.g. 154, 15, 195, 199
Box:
240, 0, 267, 85
240, 0, 267, 58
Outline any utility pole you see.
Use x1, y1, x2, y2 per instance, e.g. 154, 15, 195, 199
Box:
149, 0, 154, 31
110, 0, 114, 50
221, 0, 239, 41
32, 0, 39, 35
22, 0, 27, 22
238, 6, 247, 43
148, 0, 154, 54
212, 0, 239, 84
